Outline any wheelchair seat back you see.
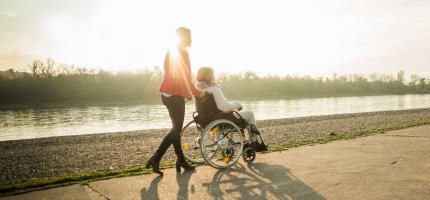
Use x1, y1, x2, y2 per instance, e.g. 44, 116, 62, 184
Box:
194, 93, 246, 128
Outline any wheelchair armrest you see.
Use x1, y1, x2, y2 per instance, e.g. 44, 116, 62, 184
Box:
233, 111, 244, 120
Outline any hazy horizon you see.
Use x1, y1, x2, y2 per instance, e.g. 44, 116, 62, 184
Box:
1, 0, 429, 77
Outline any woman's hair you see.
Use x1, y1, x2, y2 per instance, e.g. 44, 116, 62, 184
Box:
176, 27, 191, 38
197, 67, 215, 84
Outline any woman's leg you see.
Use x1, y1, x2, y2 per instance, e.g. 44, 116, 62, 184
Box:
234, 111, 267, 151
233, 111, 256, 124
160, 95, 195, 172
156, 95, 186, 160
146, 95, 186, 175
150, 95, 194, 173
234, 110, 262, 138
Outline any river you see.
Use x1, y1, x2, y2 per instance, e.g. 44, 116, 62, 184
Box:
1, 94, 430, 141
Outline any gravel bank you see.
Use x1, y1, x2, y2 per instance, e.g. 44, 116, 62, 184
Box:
1, 108, 430, 184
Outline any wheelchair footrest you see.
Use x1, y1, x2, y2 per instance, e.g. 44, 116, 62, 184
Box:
243, 141, 268, 152
251, 141, 268, 152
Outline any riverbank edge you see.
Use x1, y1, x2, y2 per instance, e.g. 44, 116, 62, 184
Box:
1, 119, 430, 196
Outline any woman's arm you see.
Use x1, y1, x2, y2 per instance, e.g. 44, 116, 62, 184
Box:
207, 87, 242, 113
181, 50, 202, 97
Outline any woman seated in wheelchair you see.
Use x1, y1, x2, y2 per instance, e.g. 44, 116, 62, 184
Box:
195, 67, 267, 152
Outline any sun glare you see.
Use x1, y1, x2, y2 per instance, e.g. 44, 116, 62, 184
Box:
3, 0, 425, 77
169, 47, 180, 59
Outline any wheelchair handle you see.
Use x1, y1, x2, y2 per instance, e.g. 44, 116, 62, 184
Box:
192, 111, 199, 119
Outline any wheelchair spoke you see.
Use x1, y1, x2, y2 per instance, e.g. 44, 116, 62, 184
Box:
203, 143, 217, 149
230, 142, 242, 147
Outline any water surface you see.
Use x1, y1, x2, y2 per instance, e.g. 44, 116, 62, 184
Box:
1, 94, 430, 141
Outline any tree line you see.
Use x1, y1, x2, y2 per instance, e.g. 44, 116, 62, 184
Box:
0, 59, 429, 104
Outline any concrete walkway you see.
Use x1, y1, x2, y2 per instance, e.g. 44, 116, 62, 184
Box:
2, 125, 430, 200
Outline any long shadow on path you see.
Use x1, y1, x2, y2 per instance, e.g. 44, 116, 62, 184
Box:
140, 175, 163, 200
202, 163, 325, 200
175, 170, 196, 200
140, 162, 324, 200
140, 170, 196, 200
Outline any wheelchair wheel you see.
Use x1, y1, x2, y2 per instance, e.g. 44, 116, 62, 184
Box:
242, 147, 256, 164
180, 120, 205, 164
201, 119, 244, 169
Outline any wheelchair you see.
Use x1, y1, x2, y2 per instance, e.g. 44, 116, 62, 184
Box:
180, 94, 267, 169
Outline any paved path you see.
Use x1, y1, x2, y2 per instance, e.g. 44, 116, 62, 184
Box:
2, 125, 430, 200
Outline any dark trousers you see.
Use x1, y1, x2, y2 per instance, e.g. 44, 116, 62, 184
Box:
155, 95, 185, 162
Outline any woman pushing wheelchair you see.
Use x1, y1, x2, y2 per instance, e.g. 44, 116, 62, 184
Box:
145, 27, 204, 175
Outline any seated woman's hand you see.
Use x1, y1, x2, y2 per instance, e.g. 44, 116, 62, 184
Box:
234, 102, 243, 111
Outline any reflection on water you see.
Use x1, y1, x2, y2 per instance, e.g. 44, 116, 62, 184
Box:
1, 94, 430, 141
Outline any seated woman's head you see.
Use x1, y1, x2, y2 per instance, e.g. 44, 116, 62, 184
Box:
197, 67, 215, 85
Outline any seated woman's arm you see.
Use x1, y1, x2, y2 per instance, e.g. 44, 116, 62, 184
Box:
206, 87, 242, 113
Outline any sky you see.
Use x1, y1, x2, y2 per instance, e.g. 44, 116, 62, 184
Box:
0, 0, 429, 78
